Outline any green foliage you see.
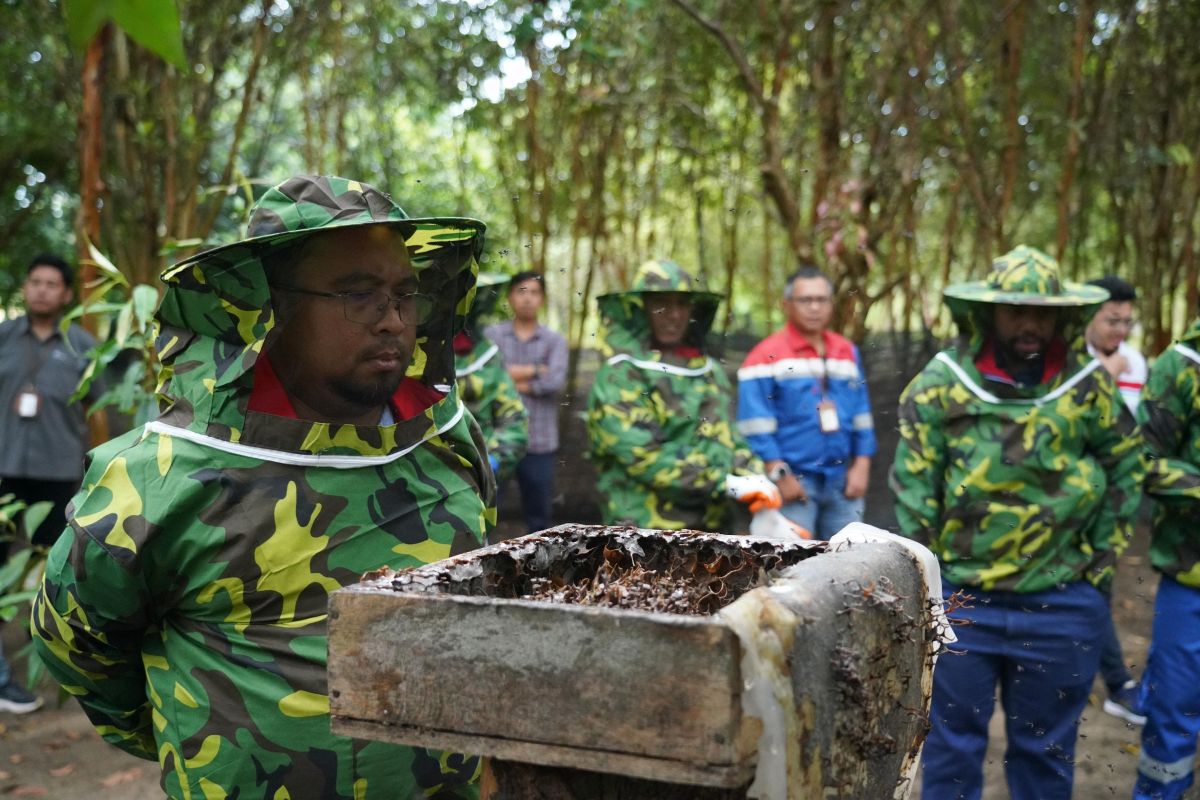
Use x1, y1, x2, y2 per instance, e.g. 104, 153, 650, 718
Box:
65, 240, 160, 423
0, 495, 53, 688
64, 0, 187, 68
7, 0, 1200, 351
0, 2, 78, 298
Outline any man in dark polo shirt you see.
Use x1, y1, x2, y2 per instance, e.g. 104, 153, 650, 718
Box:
0, 253, 94, 714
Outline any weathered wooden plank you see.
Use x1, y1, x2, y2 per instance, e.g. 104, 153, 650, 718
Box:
329, 589, 749, 769
480, 759, 752, 799
331, 718, 755, 789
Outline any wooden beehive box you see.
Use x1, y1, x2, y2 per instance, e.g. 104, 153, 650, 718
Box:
329, 525, 935, 798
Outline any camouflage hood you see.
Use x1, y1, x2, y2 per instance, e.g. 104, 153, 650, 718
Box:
595, 259, 722, 358
1179, 315, 1200, 347
153, 174, 485, 454
944, 245, 1108, 350
464, 272, 510, 340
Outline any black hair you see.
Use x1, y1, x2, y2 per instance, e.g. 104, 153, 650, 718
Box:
784, 265, 833, 298
508, 270, 545, 293
1086, 275, 1136, 303
27, 253, 72, 286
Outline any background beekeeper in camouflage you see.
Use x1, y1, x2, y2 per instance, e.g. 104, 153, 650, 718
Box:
1132, 316, 1200, 800
891, 245, 1143, 800
455, 272, 528, 482
586, 259, 777, 531
31, 175, 493, 799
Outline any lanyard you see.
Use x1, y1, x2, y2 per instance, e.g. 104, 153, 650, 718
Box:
21, 330, 56, 387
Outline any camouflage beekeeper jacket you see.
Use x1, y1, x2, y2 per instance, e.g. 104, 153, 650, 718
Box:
892, 296, 1143, 593
31, 179, 492, 799
456, 335, 528, 480
586, 260, 761, 531
1138, 317, 1200, 588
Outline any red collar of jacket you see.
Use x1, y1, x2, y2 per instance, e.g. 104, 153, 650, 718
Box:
976, 336, 1067, 386
453, 332, 475, 355
651, 345, 702, 359
248, 354, 444, 422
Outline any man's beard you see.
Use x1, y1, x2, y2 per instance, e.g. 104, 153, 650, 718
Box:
996, 334, 1049, 363
330, 358, 410, 411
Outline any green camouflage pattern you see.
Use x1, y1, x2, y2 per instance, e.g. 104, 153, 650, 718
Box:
943, 245, 1110, 320
456, 337, 528, 480
32, 175, 490, 799
594, 258, 721, 358
892, 246, 1143, 593
587, 260, 760, 531
1138, 317, 1200, 588
456, 272, 527, 480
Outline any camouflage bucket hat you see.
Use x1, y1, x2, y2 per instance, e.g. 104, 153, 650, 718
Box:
944, 245, 1109, 317
596, 259, 723, 356
167, 174, 485, 282
597, 258, 722, 302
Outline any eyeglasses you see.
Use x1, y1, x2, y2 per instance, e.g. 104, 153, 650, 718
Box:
1100, 316, 1135, 330
275, 285, 433, 327
787, 295, 832, 306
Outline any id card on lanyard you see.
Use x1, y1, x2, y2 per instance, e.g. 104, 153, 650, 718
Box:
17, 333, 51, 420
15, 387, 40, 418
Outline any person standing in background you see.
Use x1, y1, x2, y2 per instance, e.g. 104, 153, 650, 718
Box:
455, 272, 528, 486
737, 265, 876, 540
1086, 275, 1147, 417
0, 254, 95, 554
0, 254, 96, 715
1132, 316, 1200, 800
1085, 274, 1149, 726
486, 271, 568, 534
892, 246, 1143, 800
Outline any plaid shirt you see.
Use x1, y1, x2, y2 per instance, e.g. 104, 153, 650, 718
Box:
485, 321, 568, 453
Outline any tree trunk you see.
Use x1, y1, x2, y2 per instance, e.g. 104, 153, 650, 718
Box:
77, 25, 110, 307
1055, 0, 1094, 262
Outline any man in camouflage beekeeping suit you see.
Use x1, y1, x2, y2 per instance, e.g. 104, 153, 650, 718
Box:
31, 175, 492, 799
1133, 317, 1200, 800
891, 245, 1143, 800
586, 258, 777, 531
455, 272, 528, 484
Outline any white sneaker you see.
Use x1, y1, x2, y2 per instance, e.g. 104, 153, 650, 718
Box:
0, 680, 43, 714
1102, 679, 1147, 726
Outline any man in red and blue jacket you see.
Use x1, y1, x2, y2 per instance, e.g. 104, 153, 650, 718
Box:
737, 266, 876, 540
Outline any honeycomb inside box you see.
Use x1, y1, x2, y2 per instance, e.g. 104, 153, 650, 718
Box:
378, 524, 825, 615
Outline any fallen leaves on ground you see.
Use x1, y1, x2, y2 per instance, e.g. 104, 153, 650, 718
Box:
48, 765, 75, 778
98, 767, 144, 788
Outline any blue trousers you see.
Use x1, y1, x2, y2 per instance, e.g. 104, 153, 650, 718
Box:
514, 452, 556, 534
779, 471, 864, 541
1134, 576, 1200, 800
1099, 590, 1134, 693
922, 580, 1108, 800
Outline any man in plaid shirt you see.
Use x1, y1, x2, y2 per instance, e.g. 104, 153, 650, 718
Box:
486, 271, 568, 533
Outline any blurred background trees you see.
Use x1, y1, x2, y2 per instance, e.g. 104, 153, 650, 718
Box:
3, 0, 1198, 354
